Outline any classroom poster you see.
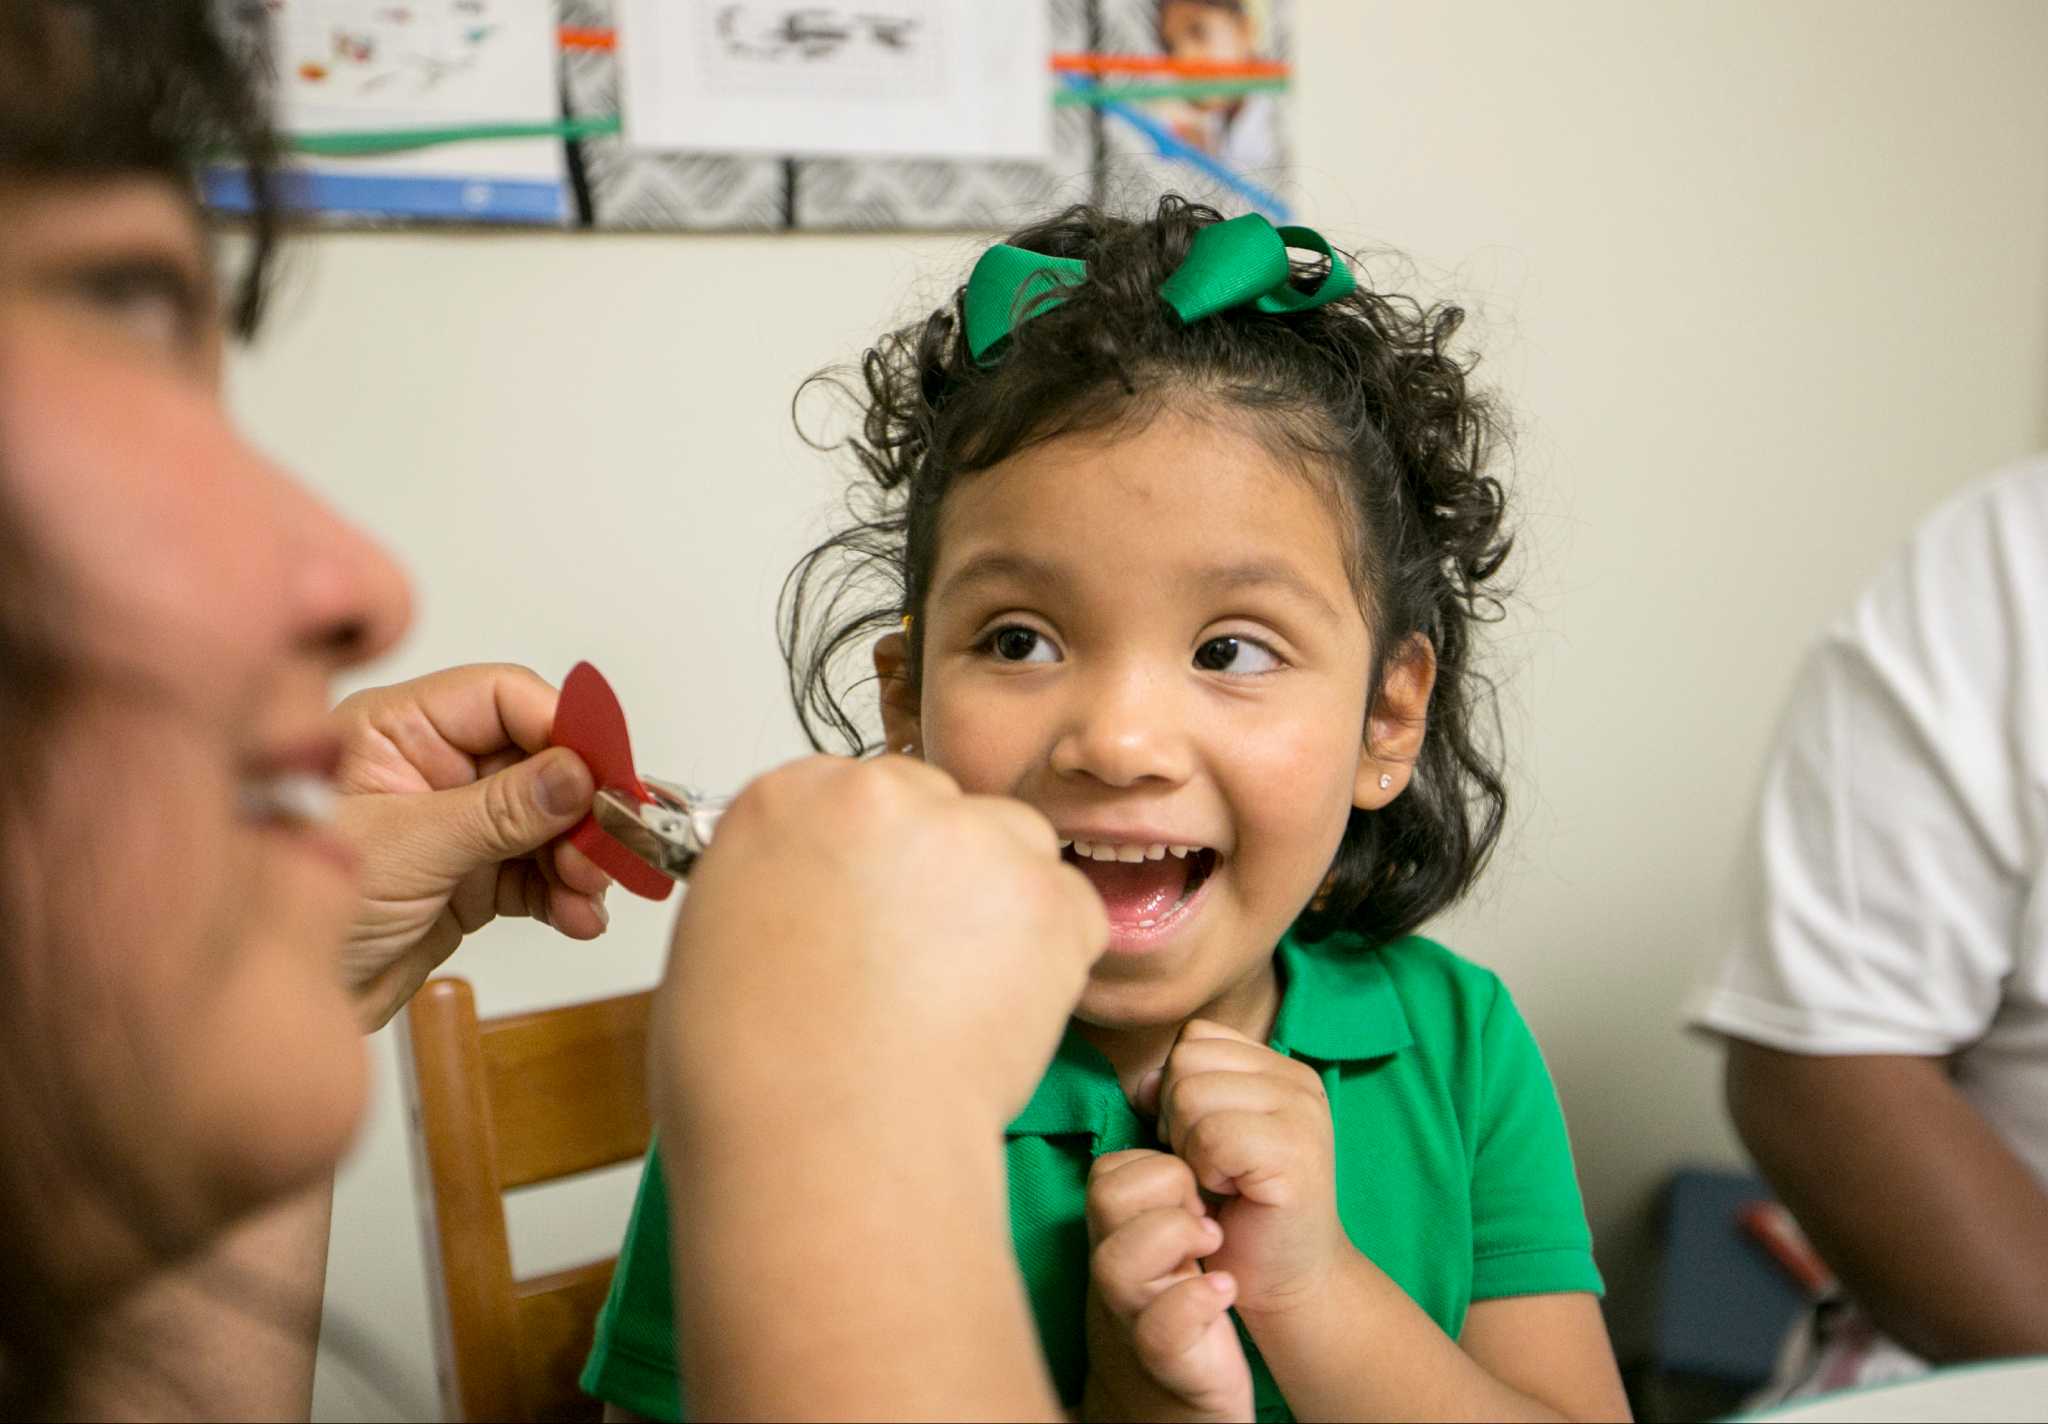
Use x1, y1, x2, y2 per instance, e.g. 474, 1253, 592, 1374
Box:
210, 0, 1295, 231
577, 0, 1294, 230
616, 0, 1050, 162
209, 0, 570, 223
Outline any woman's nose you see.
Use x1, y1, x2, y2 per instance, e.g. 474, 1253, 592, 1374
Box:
1048, 666, 1193, 789
277, 470, 412, 672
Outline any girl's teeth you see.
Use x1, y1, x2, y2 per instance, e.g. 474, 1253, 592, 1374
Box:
1065, 839, 1205, 863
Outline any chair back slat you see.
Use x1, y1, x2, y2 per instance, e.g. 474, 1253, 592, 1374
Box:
479, 990, 655, 1189
404, 978, 657, 1422
406, 978, 521, 1422
512, 1260, 620, 1422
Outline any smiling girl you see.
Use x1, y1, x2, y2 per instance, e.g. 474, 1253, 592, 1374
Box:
585, 199, 1628, 1423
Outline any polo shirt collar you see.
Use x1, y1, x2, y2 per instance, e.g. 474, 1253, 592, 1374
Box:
1005, 1031, 1148, 1151
1269, 930, 1414, 1062
1004, 929, 1412, 1144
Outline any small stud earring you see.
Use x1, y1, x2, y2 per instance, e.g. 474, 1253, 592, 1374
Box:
900, 744, 917, 756
1378, 773, 1393, 790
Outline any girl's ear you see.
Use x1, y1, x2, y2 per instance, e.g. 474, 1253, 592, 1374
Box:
872, 631, 922, 754
1354, 633, 1437, 810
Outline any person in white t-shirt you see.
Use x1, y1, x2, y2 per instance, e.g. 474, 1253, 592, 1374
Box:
1690, 454, 2048, 1398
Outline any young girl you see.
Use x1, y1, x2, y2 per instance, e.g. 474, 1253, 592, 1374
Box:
584, 198, 1628, 1423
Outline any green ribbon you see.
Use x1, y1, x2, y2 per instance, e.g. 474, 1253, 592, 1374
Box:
962, 212, 1356, 364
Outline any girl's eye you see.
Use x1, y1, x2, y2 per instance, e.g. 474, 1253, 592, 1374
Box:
988, 625, 1059, 664
1194, 635, 1281, 675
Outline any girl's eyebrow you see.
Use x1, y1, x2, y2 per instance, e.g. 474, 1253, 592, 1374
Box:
939, 549, 1342, 623
1195, 559, 1343, 623
936, 550, 1066, 600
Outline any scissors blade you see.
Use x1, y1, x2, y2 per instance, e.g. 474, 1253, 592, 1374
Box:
592, 780, 727, 882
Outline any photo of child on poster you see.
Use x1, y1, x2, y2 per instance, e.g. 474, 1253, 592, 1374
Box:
1151, 0, 1280, 174
1093, 0, 1291, 219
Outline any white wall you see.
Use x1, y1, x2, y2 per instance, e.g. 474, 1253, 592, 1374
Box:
226, 3, 2048, 1415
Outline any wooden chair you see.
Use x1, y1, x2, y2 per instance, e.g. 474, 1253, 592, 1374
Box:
401, 977, 655, 1423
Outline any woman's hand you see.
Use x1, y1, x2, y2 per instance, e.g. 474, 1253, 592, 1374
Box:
1142, 1020, 1353, 1321
329, 664, 611, 1031
1082, 1149, 1252, 1423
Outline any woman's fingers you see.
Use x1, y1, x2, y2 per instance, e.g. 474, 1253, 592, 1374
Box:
551, 838, 613, 897
473, 747, 524, 780
331, 663, 561, 794
477, 860, 608, 940
544, 879, 610, 938
383, 662, 560, 758
533, 839, 611, 936
505, 859, 551, 927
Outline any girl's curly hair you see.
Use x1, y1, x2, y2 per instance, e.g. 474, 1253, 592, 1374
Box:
782, 195, 1511, 948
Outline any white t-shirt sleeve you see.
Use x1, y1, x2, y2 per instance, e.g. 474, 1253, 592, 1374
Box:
1690, 463, 2048, 1055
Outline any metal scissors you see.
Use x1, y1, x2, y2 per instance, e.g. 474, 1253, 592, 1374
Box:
590, 778, 730, 884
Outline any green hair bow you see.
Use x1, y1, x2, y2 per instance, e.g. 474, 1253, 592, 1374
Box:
962, 212, 1357, 365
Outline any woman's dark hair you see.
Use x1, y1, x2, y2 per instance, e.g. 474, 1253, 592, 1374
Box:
0, 3, 284, 1411
782, 196, 1511, 949
0, 0, 283, 335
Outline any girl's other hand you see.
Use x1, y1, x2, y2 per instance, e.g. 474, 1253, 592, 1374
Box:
1082, 1148, 1252, 1423
1142, 1020, 1353, 1320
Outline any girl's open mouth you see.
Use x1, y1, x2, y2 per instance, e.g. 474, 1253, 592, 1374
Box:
1060, 839, 1218, 951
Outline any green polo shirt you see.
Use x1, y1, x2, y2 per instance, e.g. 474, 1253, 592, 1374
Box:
582, 931, 1602, 1422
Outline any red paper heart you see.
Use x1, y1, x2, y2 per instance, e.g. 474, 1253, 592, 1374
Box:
550, 661, 675, 901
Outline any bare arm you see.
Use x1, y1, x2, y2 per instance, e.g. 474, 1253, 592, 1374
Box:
1247, 1260, 1628, 1422
50, 1182, 332, 1422
647, 756, 1106, 1422
1725, 1040, 2048, 1361
665, 1088, 1060, 1423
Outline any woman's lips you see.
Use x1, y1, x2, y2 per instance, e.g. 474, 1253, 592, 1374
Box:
237, 771, 338, 829
240, 737, 354, 877
260, 819, 359, 878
